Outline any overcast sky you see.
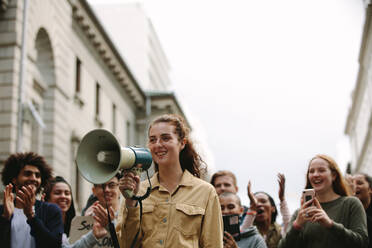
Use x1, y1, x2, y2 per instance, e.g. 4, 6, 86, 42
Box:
89, 0, 366, 215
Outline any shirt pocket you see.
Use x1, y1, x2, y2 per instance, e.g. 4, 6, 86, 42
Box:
174, 203, 205, 237
141, 204, 155, 234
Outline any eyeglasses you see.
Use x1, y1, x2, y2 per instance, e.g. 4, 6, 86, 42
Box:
94, 182, 119, 190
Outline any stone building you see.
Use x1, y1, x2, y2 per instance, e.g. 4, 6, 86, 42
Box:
345, 0, 372, 174
0, 0, 187, 210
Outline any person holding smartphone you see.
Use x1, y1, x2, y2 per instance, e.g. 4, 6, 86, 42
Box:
117, 114, 223, 248
220, 192, 266, 248
279, 154, 368, 248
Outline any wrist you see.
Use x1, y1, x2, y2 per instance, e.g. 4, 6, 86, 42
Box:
2, 213, 11, 220
325, 219, 333, 228
292, 220, 303, 230
246, 210, 257, 216
125, 199, 137, 208
26, 211, 35, 220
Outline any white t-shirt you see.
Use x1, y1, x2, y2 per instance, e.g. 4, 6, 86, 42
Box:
10, 208, 36, 248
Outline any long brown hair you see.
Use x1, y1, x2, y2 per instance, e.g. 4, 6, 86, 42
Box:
148, 114, 206, 178
305, 154, 351, 196
44, 176, 76, 237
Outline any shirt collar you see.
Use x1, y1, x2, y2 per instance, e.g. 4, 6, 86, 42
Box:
150, 170, 194, 190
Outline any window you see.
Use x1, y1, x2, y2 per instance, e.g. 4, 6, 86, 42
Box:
30, 101, 42, 153
95, 83, 100, 116
75, 58, 81, 93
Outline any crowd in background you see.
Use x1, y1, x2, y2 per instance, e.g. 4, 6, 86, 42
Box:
0, 114, 372, 248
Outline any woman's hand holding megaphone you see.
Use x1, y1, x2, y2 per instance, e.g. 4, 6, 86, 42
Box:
119, 170, 141, 207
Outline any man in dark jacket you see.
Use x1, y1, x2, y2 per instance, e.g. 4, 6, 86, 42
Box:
0, 152, 63, 248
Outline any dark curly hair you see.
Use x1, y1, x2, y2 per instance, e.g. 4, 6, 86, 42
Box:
148, 114, 206, 178
1, 152, 52, 194
44, 176, 76, 237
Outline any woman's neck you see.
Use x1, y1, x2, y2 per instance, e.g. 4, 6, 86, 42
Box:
256, 219, 271, 235
158, 162, 183, 194
361, 196, 371, 210
316, 189, 340, 203
62, 212, 66, 224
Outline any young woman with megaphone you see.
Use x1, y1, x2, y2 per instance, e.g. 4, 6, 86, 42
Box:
117, 114, 223, 248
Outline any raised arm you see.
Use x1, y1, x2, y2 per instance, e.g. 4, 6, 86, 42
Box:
278, 173, 290, 234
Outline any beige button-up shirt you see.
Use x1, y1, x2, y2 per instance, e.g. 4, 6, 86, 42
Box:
116, 170, 223, 248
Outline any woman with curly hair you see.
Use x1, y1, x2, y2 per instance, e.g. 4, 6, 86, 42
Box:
117, 114, 223, 247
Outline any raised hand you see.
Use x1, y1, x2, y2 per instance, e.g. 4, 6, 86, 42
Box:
247, 180, 257, 211
16, 185, 36, 219
92, 204, 109, 239
2, 184, 15, 220
278, 173, 286, 202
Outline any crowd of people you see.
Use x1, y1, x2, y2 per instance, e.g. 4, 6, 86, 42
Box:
0, 113, 371, 248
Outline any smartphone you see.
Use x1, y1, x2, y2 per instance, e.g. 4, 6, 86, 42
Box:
223, 214, 240, 241
302, 189, 315, 204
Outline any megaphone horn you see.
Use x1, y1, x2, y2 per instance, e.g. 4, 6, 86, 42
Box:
75, 129, 152, 198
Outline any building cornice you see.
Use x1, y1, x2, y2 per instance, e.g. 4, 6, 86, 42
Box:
146, 91, 190, 127
71, 0, 146, 109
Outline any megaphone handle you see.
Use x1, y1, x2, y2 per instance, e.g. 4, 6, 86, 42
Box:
123, 167, 143, 199
124, 189, 133, 198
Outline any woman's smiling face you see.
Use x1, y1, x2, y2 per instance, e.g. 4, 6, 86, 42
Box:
49, 182, 72, 213
148, 122, 185, 166
308, 158, 335, 194
354, 174, 372, 203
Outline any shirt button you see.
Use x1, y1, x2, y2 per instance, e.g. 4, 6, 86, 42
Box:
162, 218, 167, 223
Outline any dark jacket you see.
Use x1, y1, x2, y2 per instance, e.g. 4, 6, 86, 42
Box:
366, 202, 372, 248
0, 200, 63, 248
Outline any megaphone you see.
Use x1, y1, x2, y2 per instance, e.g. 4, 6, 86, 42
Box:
75, 129, 152, 198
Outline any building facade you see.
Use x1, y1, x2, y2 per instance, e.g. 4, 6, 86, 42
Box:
0, 0, 187, 210
91, 2, 172, 92
345, 2, 372, 174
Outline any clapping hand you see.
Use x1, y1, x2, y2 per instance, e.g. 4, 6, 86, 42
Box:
92, 202, 115, 239
2, 184, 15, 220
16, 185, 36, 219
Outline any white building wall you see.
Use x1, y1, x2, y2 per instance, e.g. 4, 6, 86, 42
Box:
0, 0, 147, 210
346, 3, 372, 174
